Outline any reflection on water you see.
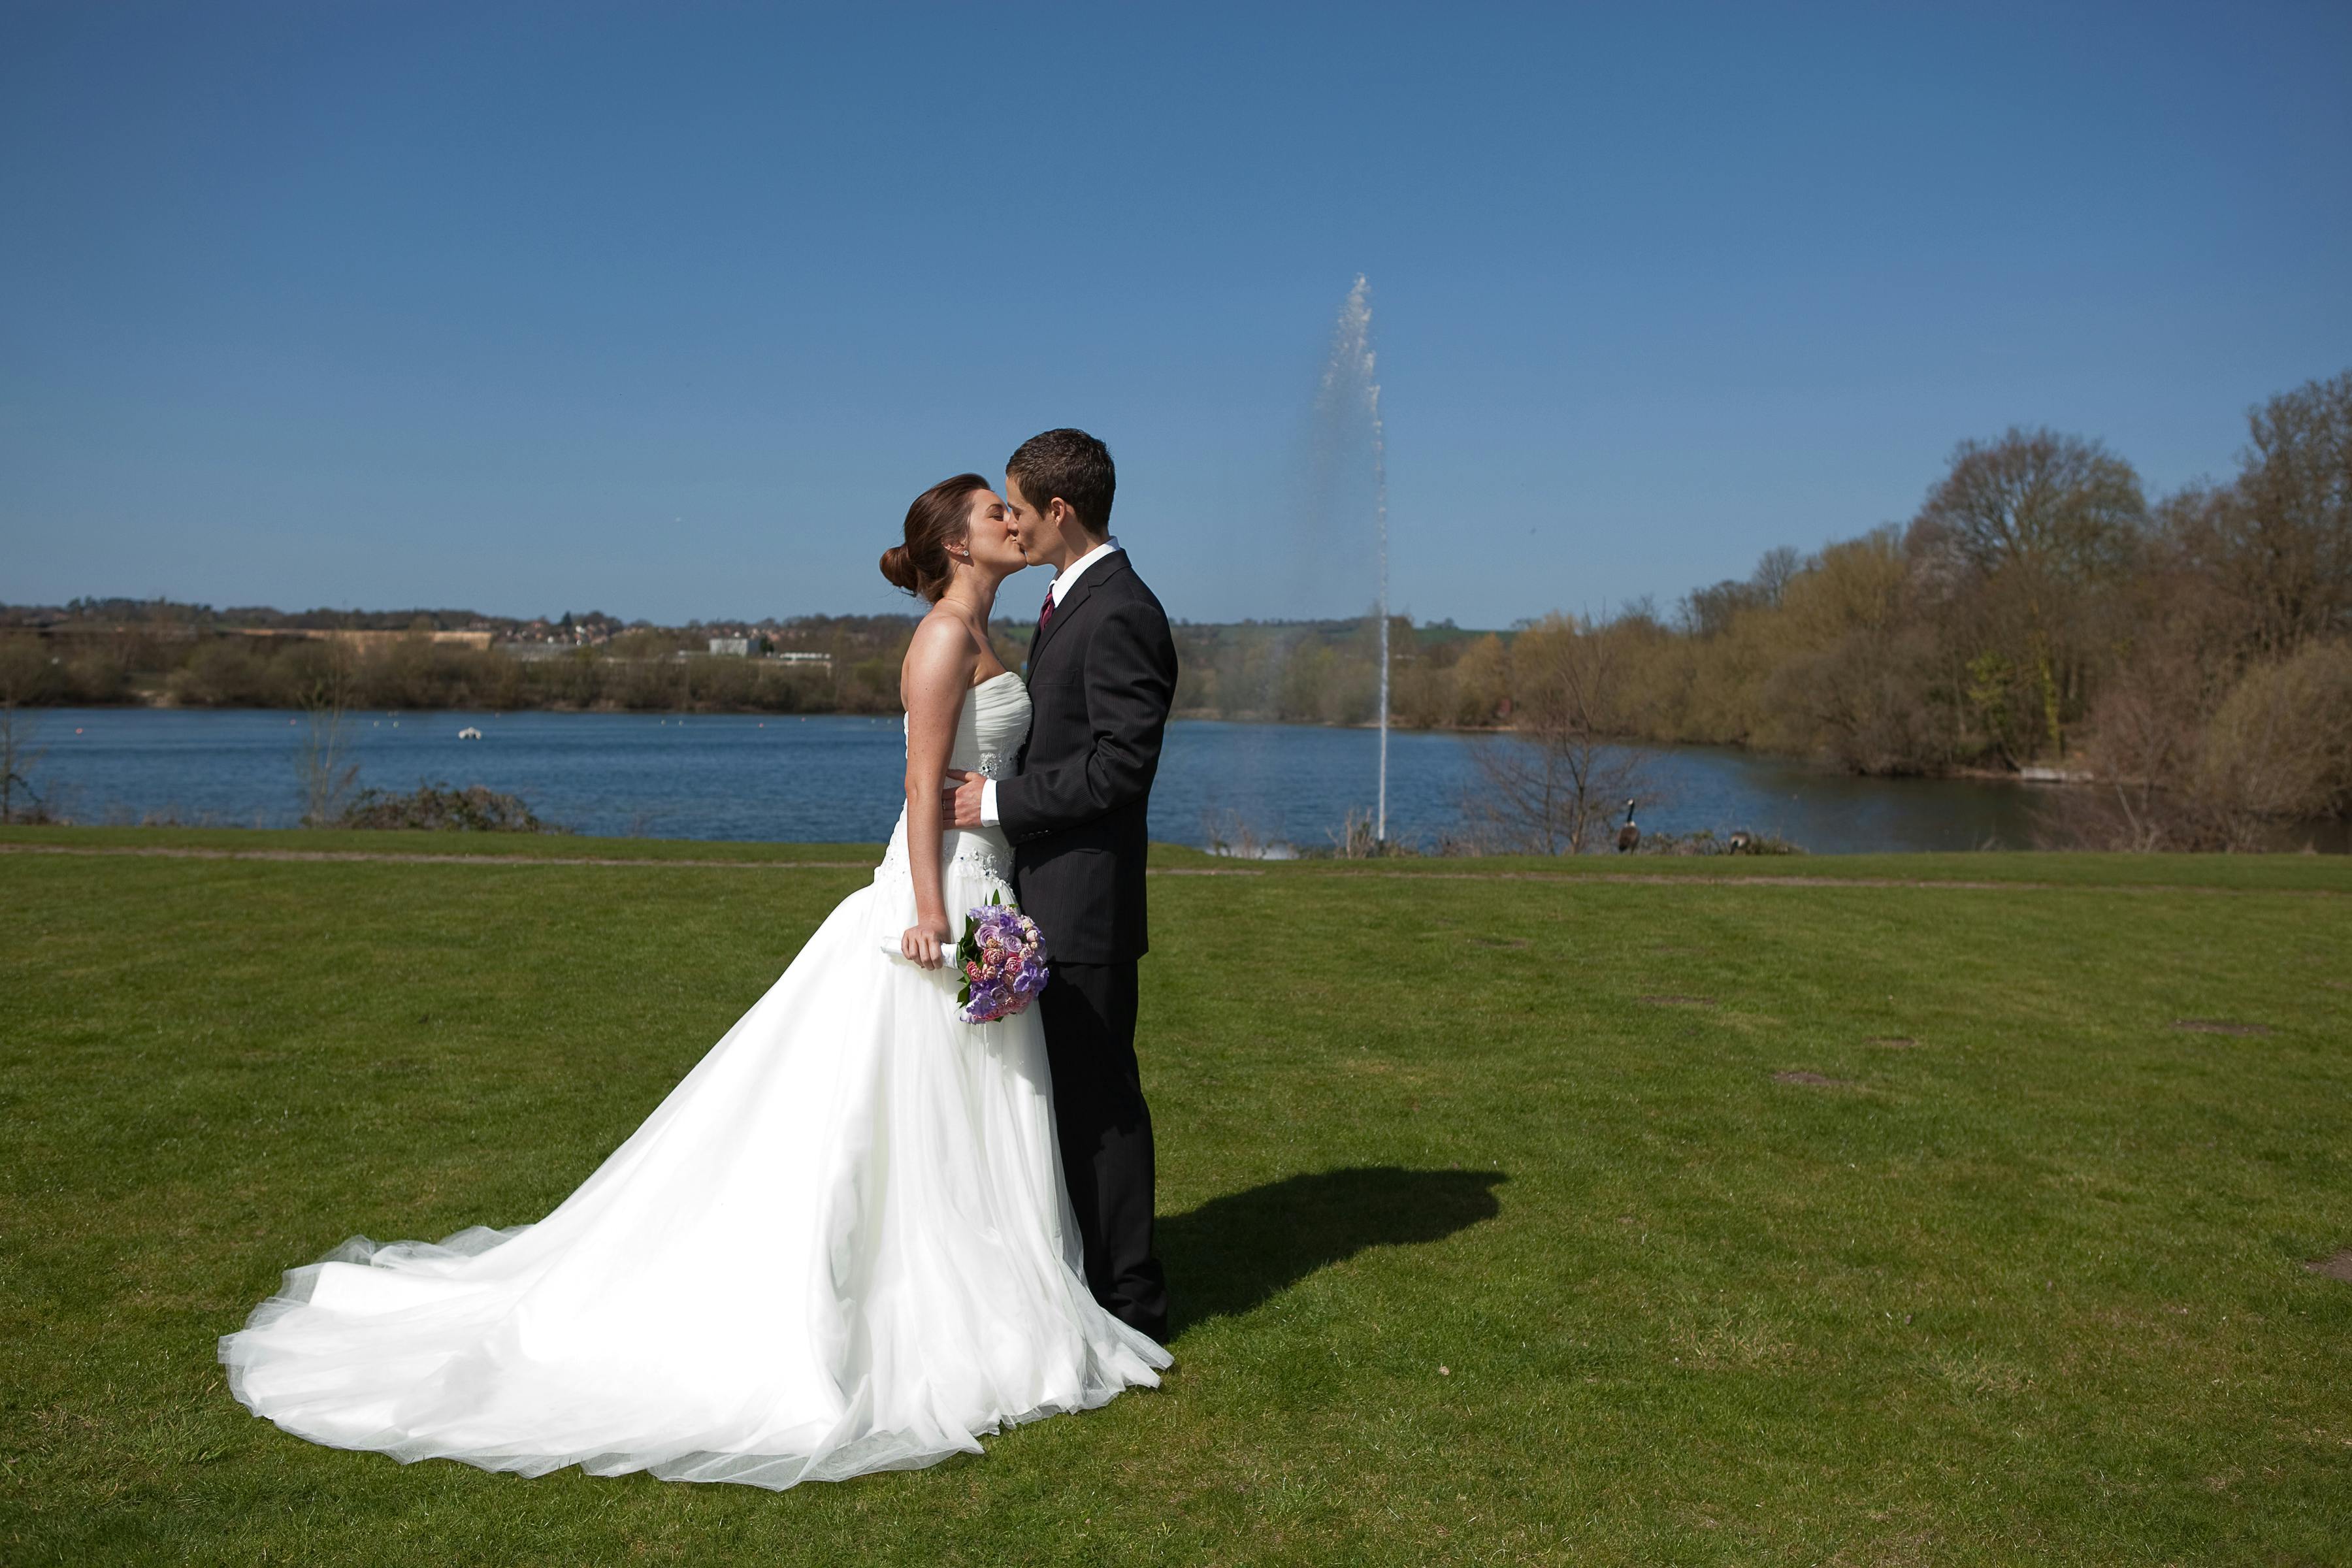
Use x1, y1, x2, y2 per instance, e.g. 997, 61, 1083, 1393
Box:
16, 708, 2342, 853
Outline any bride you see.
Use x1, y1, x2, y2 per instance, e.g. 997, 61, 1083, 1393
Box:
219, 474, 1169, 1490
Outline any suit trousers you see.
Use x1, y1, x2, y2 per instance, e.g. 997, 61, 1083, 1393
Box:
1037, 959, 1168, 1341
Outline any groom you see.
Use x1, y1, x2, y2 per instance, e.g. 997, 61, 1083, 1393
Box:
946, 428, 1176, 1344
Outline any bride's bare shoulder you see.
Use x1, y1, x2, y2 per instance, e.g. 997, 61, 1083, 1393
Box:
899, 608, 981, 711
906, 604, 984, 662
908, 604, 1003, 675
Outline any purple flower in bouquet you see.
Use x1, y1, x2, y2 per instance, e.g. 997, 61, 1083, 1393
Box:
955, 892, 1050, 1024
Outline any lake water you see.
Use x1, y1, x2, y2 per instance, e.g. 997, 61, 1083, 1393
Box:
12, 706, 2083, 853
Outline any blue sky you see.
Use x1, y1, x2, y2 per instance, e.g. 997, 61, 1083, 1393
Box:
4, 1, 2347, 629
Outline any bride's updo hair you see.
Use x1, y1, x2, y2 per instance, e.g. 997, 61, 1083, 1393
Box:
880, 473, 989, 602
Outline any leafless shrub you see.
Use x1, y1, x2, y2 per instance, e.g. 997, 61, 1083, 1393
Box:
1456, 615, 1656, 854
1328, 808, 1379, 858
1458, 736, 1652, 855
292, 641, 359, 826
1204, 808, 1272, 860
0, 704, 45, 824
2035, 632, 2219, 849
1320, 808, 1416, 857
0, 636, 55, 823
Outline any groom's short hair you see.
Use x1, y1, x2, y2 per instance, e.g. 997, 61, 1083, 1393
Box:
1007, 429, 1115, 539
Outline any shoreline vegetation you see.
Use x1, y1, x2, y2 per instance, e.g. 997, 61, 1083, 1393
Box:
5, 368, 2346, 850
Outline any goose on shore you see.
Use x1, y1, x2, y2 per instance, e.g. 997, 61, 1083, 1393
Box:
1614, 800, 1640, 854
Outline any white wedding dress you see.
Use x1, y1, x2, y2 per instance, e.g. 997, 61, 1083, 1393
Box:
220, 672, 1168, 1489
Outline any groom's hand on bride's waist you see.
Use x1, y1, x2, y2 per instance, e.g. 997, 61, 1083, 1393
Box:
942, 770, 990, 829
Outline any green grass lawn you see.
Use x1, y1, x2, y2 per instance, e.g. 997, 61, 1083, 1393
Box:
5, 826, 2351, 1565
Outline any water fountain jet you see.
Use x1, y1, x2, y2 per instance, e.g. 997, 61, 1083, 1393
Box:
1317, 274, 1390, 842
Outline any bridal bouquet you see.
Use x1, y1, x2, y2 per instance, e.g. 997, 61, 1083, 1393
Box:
956, 892, 1050, 1024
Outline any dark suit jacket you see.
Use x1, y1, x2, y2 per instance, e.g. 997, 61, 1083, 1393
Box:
997, 551, 1177, 964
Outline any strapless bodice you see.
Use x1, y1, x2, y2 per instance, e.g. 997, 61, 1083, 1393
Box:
872, 674, 1030, 926
919, 670, 1030, 781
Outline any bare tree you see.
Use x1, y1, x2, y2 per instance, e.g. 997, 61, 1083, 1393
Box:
1907, 427, 2146, 583
2168, 371, 2352, 659
1905, 428, 2148, 760
1680, 546, 1803, 639
1750, 545, 1802, 607
1460, 614, 1654, 854
291, 639, 359, 826
1328, 806, 1384, 858
0, 636, 57, 823
2036, 637, 2234, 851
0, 705, 44, 823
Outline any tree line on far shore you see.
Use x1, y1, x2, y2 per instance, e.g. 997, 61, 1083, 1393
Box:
3, 368, 2345, 849
0, 617, 923, 717
1529, 368, 2351, 849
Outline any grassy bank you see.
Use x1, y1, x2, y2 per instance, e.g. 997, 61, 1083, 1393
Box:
4, 829, 2349, 1564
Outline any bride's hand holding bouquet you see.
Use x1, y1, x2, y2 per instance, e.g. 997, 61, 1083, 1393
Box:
900, 911, 954, 970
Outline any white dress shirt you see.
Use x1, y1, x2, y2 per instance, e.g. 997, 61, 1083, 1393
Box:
977, 537, 1120, 828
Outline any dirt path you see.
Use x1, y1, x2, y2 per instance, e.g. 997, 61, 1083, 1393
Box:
5, 840, 2342, 896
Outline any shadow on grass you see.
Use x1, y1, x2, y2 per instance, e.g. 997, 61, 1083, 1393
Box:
1161, 1165, 1506, 1333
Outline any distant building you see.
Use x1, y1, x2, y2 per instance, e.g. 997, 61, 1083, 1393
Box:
770, 650, 832, 668
324, 629, 494, 653
708, 636, 756, 657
